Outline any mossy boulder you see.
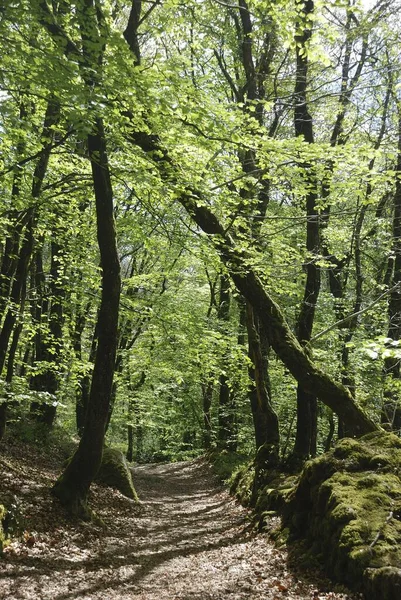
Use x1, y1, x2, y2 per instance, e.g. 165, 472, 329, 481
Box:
230, 461, 255, 506
284, 431, 401, 599
96, 448, 139, 502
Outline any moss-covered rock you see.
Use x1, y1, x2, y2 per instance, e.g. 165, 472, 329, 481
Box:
284, 431, 401, 599
230, 461, 255, 506
230, 459, 298, 534
96, 448, 139, 502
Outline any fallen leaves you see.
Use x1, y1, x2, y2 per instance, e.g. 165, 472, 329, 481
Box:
0, 443, 361, 600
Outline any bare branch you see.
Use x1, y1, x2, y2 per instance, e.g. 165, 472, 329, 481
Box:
311, 284, 401, 343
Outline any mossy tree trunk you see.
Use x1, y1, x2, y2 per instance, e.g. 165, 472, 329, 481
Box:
117, 4, 379, 438
122, 118, 379, 438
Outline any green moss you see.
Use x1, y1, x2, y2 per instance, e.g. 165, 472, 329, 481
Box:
96, 447, 139, 502
283, 431, 401, 599
271, 525, 291, 547
330, 504, 357, 525
229, 431, 401, 598
230, 462, 255, 506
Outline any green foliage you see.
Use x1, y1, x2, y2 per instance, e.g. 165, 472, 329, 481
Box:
208, 450, 251, 484
1, 0, 401, 475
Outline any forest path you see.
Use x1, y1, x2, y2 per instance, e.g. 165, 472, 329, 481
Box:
125, 460, 353, 600
1, 457, 357, 600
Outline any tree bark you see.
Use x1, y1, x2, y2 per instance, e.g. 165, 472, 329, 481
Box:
246, 302, 279, 460
52, 117, 121, 518
30, 241, 65, 427
217, 275, 237, 449
382, 112, 401, 431
292, 0, 319, 461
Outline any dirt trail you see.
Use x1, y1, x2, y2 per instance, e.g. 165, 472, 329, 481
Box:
127, 461, 356, 600
0, 458, 358, 600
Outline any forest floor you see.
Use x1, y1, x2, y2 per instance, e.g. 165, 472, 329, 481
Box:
0, 438, 362, 600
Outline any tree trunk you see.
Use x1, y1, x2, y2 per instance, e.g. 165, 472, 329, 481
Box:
246, 303, 280, 460
76, 317, 98, 436
126, 371, 146, 461
382, 113, 401, 431
30, 241, 65, 427
201, 379, 213, 450
0, 211, 30, 318
0, 213, 34, 442
292, 0, 319, 461
217, 275, 237, 449
52, 117, 121, 518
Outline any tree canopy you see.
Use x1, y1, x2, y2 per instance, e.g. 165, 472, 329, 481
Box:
1, 0, 401, 512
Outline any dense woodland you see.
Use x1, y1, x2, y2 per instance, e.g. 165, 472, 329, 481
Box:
1, 0, 401, 523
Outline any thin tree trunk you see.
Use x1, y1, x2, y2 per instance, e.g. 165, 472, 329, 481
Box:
30, 241, 65, 426
201, 380, 214, 450
0, 213, 34, 441
126, 371, 146, 462
292, 0, 319, 462
382, 112, 401, 431
217, 275, 236, 449
75, 315, 98, 436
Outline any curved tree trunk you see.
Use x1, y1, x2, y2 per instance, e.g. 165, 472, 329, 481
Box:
52, 117, 121, 518
118, 0, 379, 436
120, 110, 379, 437
34, 1, 122, 516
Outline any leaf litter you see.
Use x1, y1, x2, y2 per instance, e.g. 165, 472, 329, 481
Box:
0, 440, 363, 600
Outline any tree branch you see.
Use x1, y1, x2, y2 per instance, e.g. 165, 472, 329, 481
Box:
311, 284, 401, 343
